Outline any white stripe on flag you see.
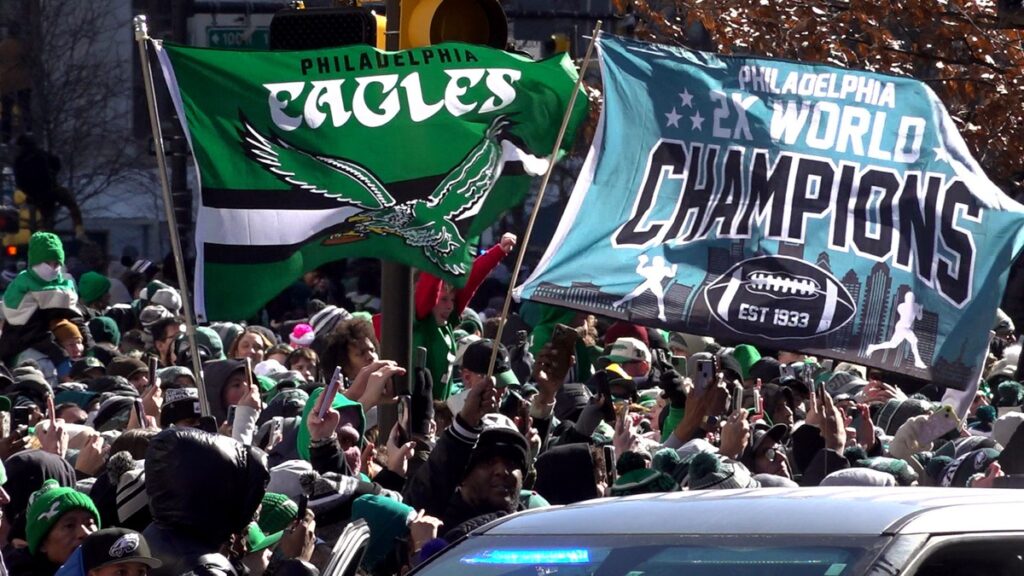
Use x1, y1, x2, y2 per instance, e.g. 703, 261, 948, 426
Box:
199, 205, 361, 246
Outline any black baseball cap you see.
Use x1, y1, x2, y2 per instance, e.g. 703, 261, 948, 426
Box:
460, 339, 519, 388
81, 528, 162, 572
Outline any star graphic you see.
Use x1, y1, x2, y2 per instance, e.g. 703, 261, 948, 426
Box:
679, 89, 694, 108
690, 111, 705, 131
664, 107, 682, 128
933, 146, 953, 165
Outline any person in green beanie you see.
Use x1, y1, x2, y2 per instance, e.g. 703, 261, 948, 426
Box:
77, 272, 111, 314
1, 232, 77, 327
22, 479, 100, 573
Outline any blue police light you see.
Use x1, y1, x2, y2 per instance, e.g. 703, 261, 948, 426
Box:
460, 548, 591, 565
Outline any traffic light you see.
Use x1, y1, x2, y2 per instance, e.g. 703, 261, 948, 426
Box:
544, 33, 571, 57
270, 6, 378, 50
399, 0, 508, 49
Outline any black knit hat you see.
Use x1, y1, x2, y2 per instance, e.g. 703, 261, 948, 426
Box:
465, 427, 529, 478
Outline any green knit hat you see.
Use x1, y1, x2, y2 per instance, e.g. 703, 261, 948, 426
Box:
78, 272, 111, 304
258, 493, 298, 535
351, 494, 415, 571
26, 479, 101, 554
28, 232, 64, 266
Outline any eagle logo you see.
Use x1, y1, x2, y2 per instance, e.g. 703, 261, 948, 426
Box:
240, 115, 548, 275
109, 533, 141, 557
36, 500, 62, 522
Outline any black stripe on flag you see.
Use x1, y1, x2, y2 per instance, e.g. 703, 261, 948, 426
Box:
202, 173, 450, 210
203, 222, 350, 264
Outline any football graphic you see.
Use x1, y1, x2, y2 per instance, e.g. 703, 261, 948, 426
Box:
704, 255, 856, 339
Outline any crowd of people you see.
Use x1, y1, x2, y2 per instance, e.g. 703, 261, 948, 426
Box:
0, 229, 1022, 576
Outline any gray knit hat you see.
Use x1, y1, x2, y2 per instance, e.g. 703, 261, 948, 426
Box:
685, 453, 760, 490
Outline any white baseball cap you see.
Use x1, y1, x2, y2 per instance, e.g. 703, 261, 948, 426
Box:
601, 337, 652, 365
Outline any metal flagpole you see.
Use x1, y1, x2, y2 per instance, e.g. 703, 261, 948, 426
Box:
486, 21, 603, 380
133, 15, 211, 417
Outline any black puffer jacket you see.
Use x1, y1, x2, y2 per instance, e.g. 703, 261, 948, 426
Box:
143, 428, 269, 576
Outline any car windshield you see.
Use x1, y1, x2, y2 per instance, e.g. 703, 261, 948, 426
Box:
413, 534, 888, 576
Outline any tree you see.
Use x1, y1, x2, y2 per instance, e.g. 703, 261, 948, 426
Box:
21, 0, 156, 223
611, 0, 1024, 198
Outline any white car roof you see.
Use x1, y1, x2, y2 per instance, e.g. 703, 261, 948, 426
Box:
485, 488, 1024, 536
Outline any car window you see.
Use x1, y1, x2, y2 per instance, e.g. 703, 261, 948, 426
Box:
412, 534, 887, 576
911, 537, 1024, 576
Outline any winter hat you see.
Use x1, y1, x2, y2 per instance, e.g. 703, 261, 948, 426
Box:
195, 327, 225, 361
107, 452, 150, 530
139, 305, 173, 330
924, 455, 953, 486
88, 317, 121, 347
88, 376, 138, 398
876, 398, 933, 435
731, 345, 761, 380
309, 305, 351, 337
941, 448, 1002, 487
685, 453, 759, 490
267, 460, 313, 502
157, 366, 196, 389
78, 272, 111, 304
675, 438, 720, 461
26, 479, 100, 553
856, 457, 918, 486
993, 412, 1024, 447
969, 405, 998, 432
533, 444, 601, 505
466, 427, 529, 477
351, 494, 416, 571
603, 322, 649, 347
209, 323, 243, 357
820, 468, 896, 487
611, 466, 679, 496
51, 319, 81, 343
90, 396, 135, 432
652, 447, 682, 474
459, 308, 483, 335
107, 357, 148, 381
996, 381, 1024, 407
300, 470, 398, 526
289, 324, 314, 348
149, 287, 182, 315
258, 493, 298, 535
160, 387, 202, 428
934, 435, 999, 460
28, 232, 64, 266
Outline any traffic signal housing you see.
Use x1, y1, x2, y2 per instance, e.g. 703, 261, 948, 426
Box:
399, 0, 508, 49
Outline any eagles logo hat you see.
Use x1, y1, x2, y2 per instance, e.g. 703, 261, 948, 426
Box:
81, 528, 162, 572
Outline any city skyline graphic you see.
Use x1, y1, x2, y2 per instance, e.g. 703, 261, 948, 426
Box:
529, 240, 977, 386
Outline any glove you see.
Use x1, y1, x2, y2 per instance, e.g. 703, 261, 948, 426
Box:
660, 369, 687, 409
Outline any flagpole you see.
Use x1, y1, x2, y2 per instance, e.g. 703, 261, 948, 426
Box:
133, 15, 210, 417
486, 21, 603, 381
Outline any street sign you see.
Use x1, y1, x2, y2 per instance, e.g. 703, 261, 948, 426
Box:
206, 27, 270, 49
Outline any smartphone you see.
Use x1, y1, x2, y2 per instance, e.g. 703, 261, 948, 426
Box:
731, 382, 744, 414
395, 395, 411, 446
226, 404, 237, 425
695, 358, 715, 394
296, 494, 308, 523
751, 378, 764, 420
134, 397, 147, 427
319, 367, 343, 420
267, 417, 284, 450
414, 347, 427, 371
516, 330, 528, 347
671, 355, 687, 375
12, 406, 33, 428
603, 445, 617, 484
148, 356, 159, 390
549, 324, 578, 383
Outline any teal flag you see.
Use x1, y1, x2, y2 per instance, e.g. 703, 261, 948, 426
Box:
517, 35, 1024, 390
155, 41, 585, 321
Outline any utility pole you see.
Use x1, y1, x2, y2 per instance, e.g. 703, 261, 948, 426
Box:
169, 0, 192, 256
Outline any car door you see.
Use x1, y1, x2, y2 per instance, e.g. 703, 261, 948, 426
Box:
321, 518, 371, 576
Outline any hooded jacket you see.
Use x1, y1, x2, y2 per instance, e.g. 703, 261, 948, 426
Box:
4, 450, 77, 542
532, 444, 601, 505
142, 428, 269, 576
202, 359, 246, 424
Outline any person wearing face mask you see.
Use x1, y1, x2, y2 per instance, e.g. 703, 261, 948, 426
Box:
0, 232, 85, 374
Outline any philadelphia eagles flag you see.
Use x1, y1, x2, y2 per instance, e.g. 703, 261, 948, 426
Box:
517, 35, 1024, 390
154, 41, 585, 321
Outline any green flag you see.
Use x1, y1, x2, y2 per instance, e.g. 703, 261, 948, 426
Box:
155, 41, 586, 321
